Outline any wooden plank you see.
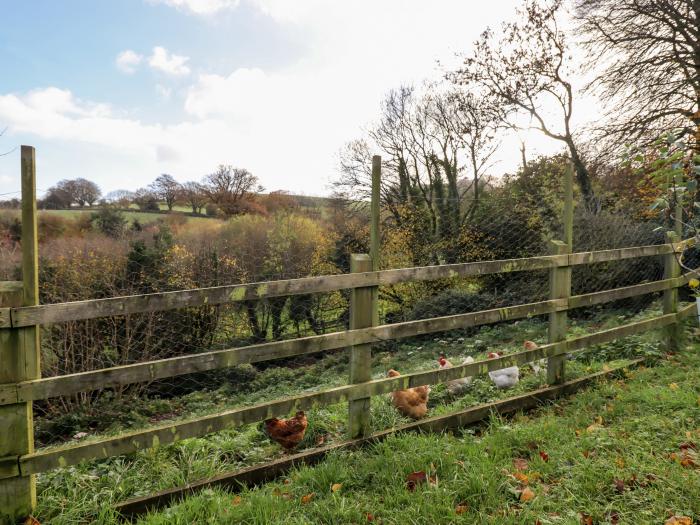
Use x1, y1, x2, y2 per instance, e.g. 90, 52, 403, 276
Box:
567, 244, 672, 265
0, 298, 565, 406
3, 312, 669, 478
348, 255, 373, 438
567, 278, 675, 309
115, 360, 641, 518
547, 240, 570, 385
7, 242, 677, 328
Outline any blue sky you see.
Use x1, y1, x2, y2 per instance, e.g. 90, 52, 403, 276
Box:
0, 0, 552, 198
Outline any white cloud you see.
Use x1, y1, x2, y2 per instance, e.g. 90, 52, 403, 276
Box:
148, 46, 191, 76
155, 84, 172, 100
148, 0, 240, 15
115, 50, 143, 74
1, 1, 597, 195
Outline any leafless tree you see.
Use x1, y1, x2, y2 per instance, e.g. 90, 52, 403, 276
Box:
336, 84, 499, 264
202, 165, 262, 216
149, 174, 181, 211
451, 0, 596, 210
181, 181, 207, 214
53, 178, 101, 207
576, 0, 700, 153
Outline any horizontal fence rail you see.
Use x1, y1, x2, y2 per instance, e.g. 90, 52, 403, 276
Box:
0, 302, 693, 480
0, 243, 677, 329
0, 271, 692, 407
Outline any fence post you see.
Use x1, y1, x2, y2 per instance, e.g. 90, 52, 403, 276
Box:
370, 155, 381, 327
348, 254, 374, 438
0, 146, 40, 522
547, 240, 571, 385
663, 231, 681, 353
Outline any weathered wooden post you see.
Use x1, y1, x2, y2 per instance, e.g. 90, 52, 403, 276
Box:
663, 231, 681, 353
547, 164, 574, 385
370, 155, 381, 326
348, 254, 374, 438
0, 146, 40, 522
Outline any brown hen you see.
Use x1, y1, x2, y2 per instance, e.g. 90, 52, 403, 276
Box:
387, 369, 430, 419
264, 410, 308, 450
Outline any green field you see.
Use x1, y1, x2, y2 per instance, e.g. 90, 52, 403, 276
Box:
32, 303, 700, 524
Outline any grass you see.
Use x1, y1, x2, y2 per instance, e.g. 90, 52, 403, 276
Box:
30, 306, 699, 524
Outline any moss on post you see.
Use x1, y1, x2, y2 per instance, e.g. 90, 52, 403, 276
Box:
348, 254, 373, 438
547, 240, 571, 385
0, 146, 40, 523
663, 231, 681, 353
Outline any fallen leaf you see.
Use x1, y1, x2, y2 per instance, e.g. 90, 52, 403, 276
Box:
582, 450, 591, 458
232, 495, 242, 506
665, 517, 692, 525
331, 483, 342, 493
539, 451, 549, 462
520, 487, 535, 502
455, 504, 469, 514
513, 458, 529, 471
513, 471, 529, 484
300, 492, 315, 504
406, 471, 427, 491
315, 435, 325, 446
606, 510, 620, 524
24, 518, 41, 525
580, 512, 593, 525
669, 383, 679, 390
615, 457, 625, 468
366, 513, 374, 522
284, 479, 291, 485
613, 478, 625, 493
679, 442, 697, 451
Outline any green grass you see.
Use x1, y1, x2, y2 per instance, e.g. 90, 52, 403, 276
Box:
31, 307, 700, 524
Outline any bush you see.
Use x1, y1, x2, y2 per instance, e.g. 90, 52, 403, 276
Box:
206, 203, 221, 217
91, 206, 127, 238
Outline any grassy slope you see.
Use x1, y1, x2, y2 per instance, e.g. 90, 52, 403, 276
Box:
31, 305, 699, 524
137, 344, 700, 525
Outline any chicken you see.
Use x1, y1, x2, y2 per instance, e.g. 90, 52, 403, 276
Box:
264, 411, 308, 451
523, 340, 546, 374
487, 352, 520, 389
438, 355, 475, 395
387, 369, 430, 419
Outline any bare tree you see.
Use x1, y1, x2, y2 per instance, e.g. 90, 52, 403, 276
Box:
104, 190, 135, 208
149, 174, 181, 211
576, 0, 700, 152
202, 165, 262, 216
451, 0, 597, 210
336, 84, 499, 264
181, 181, 207, 214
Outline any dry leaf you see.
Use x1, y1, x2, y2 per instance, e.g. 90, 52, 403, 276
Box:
539, 451, 549, 462
580, 512, 593, 525
455, 504, 469, 514
582, 450, 591, 458
613, 478, 625, 493
366, 513, 374, 522
406, 471, 427, 491
665, 517, 692, 525
300, 492, 315, 504
232, 495, 242, 506
24, 518, 41, 525
315, 435, 325, 446
331, 483, 342, 493
520, 487, 535, 502
513, 471, 529, 484
513, 458, 529, 471
615, 457, 625, 468
669, 383, 679, 390
606, 510, 620, 524
283, 479, 291, 485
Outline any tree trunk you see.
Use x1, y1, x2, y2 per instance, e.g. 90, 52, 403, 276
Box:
567, 140, 597, 212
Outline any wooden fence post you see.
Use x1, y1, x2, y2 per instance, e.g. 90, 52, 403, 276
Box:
370, 155, 381, 327
0, 146, 40, 523
348, 254, 374, 438
663, 231, 681, 353
547, 240, 571, 385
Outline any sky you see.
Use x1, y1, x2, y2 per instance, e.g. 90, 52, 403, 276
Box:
0, 0, 573, 198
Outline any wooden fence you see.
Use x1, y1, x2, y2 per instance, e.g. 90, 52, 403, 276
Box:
0, 147, 696, 521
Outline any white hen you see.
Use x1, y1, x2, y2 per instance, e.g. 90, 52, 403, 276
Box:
487, 352, 519, 389
438, 355, 475, 394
